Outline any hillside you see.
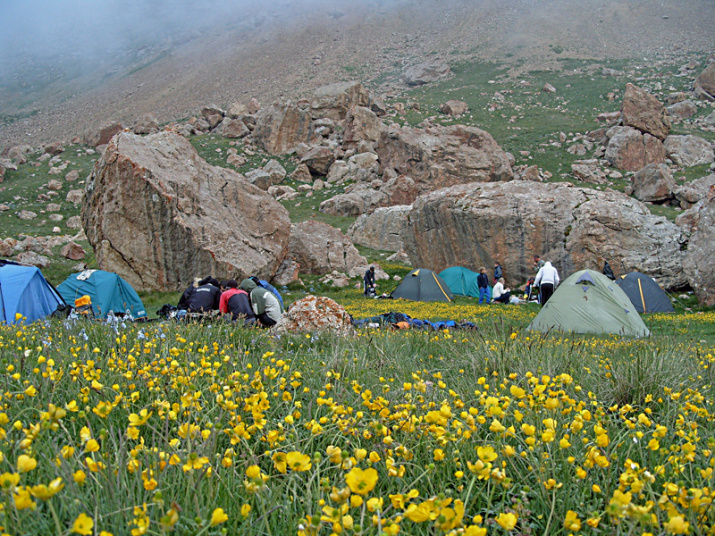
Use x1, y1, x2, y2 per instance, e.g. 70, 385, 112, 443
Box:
1, 0, 713, 149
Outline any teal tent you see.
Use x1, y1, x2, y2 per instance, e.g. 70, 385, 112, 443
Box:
527, 269, 650, 337
1, 260, 64, 324
439, 266, 481, 297
391, 268, 454, 302
57, 270, 146, 319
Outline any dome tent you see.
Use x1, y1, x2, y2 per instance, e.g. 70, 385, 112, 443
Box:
527, 269, 650, 337
438, 266, 481, 297
57, 270, 146, 319
0, 260, 65, 325
391, 268, 454, 302
616, 272, 674, 314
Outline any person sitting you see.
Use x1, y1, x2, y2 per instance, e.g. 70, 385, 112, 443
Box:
364, 266, 376, 296
177, 277, 203, 310
240, 278, 284, 327
219, 280, 256, 324
186, 278, 221, 313
492, 277, 511, 304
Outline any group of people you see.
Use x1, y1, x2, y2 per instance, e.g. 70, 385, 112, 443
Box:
480, 256, 560, 306
178, 276, 284, 327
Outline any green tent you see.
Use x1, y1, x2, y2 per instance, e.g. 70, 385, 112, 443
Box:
391, 268, 454, 302
57, 270, 147, 319
527, 269, 650, 337
439, 266, 481, 297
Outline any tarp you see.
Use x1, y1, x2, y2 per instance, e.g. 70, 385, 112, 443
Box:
616, 272, 674, 313
57, 270, 147, 319
527, 269, 650, 337
438, 266, 481, 297
391, 268, 454, 302
0, 260, 64, 325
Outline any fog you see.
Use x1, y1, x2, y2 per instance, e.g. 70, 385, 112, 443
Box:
0, 0, 399, 85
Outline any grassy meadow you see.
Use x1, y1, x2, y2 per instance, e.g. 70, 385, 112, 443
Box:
1, 293, 714, 535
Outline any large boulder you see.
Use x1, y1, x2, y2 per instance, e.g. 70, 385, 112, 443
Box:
682, 187, 715, 305
626, 163, 676, 203
377, 124, 513, 193
253, 103, 316, 154
287, 220, 367, 276
694, 63, 715, 101
300, 146, 335, 176
85, 121, 123, 147
604, 126, 666, 171
402, 181, 687, 289
403, 61, 451, 86
215, 118, 250, 139
674, 173, 715, 209
318, 188, 388, 217
343, 106, 382, 146
348, 205, 412, 252
133, 114, 160, 135
666, 100, 698, 120
621, 83, 671, 140
82, 131, 290, 291
311, 81, 370, 121
272, 295, 354, 336
664, 135, 714, 167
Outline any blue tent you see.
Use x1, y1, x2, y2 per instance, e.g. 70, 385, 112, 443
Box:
0, 260, 64, 325
438, 266, 481, 297
57, 270, 147, 319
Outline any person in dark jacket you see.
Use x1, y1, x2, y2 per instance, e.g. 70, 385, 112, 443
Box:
493, 262, 503, 285
219, 280, 255, 323
177, 277, 203, 310
187, 278, 221, 313
364, 266, 376, 296
240, 278, 283, 327
477, 266, 490, 305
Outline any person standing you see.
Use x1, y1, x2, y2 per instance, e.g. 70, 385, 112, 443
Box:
477, 266, 489, 304
533, 255, 545, 272
364, 266, 376, 296
493, 261, 503, 285
534, 261, 560, 306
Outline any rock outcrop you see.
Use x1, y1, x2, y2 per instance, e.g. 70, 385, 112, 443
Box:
674, 173, 715, 209
272, 295, 354, 336
287, 220, 366, 276
377, 124, 513, 193
347, 205, 411, 252
82, 131, 291, 292
402, 181, 687, 289
626, 163, 676, 203
682, 187, 715, 305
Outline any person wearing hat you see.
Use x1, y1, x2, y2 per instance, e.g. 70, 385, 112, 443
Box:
240, 278, 284, 327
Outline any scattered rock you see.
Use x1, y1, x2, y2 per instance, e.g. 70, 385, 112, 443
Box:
216, 118, 250, 138
43, 142, 65, 155
542, 83, 556, 93
604, 126, 665, 171
403, 61, 451, 86
227, 102, 248, 118
343, 106, 382, 146
17, 210, 37, 220
49, 214, 63, 222
626, 163, 676, 203
311, 81, 370, 121
319, 270, 352, 288
83, 131, 291, 291
621, 83, 671, 140
46, 179, 63, 191
674, 173, 715, 209
290, 163, 313, 183
272, 295, 354, 336
133, 114, 160, 135
300, 146, 335, 176
571, 160, 608, 183
694, 63, 715, 101
66, 215, 83, 229
65, 169, 80, 182
65, 189, 84, 205
16, 251, 51, 268
273, 258, 300, 286
253, 103, 317, 154
244, 169, 274, 190
664, 135, 715, 167
666, 100, 698, 120
61, 242, 86, 260
440, 100, 469, 116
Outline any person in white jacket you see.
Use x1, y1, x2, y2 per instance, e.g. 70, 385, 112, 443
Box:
534, 261, 559, 306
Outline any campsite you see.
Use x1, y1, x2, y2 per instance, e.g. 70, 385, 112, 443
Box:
2, 256, 715, 535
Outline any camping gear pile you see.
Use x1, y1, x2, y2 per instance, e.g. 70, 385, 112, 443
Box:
354, 312, 478, 331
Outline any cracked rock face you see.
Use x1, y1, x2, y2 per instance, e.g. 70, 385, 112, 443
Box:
402, 181, 687, 289
82, 131, 290, 291
682, 187, 715, 306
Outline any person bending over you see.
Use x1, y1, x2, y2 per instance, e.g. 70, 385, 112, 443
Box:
240, 278, 284, 327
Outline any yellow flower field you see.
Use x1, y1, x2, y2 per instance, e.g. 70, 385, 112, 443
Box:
0, 302, 714, 535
